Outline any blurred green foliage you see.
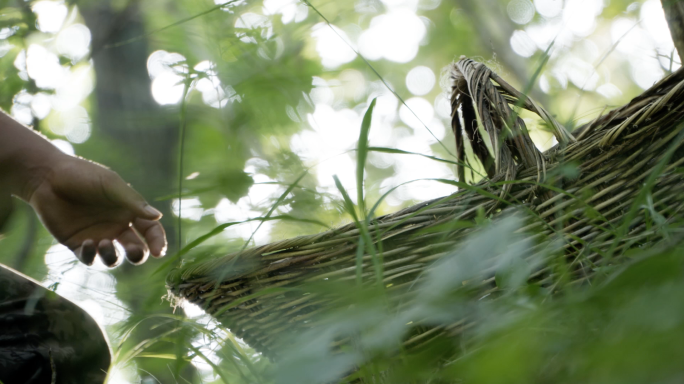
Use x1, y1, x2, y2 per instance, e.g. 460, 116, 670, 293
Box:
0, 0, 682, 382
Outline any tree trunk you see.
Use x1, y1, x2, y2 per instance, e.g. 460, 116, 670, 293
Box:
80, 2, 189, 381
662, 0, 684, 63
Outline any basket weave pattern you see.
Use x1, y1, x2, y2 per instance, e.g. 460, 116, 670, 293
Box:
167, 58, 684, 358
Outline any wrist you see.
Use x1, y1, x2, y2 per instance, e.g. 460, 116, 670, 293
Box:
12, 145, 64, 202
0, 113, 66, 201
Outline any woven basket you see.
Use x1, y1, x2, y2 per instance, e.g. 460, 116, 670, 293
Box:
167, 57, 684, 358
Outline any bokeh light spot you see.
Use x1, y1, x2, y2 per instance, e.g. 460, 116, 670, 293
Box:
507, 0, 535, 25
147, 50, 186, 79
434, 93, 451, 119
311, 23, 357, 68
358, 9, 426, 63
172, 197, 204, 221
32, 1, 68, 33
151, 73, 184, 105
534, 0, 562, 18
406, 66, 436, 96
510, 30, 537, 57
147, 50, 187, 105
563, 0, 603, 37
399, 97, 434, 131
30, 93, 51, 119
26, 44, 67, 90
56, 24, 91, 61
596, 83, 623, 99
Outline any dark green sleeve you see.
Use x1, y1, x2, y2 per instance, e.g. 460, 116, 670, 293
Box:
0, 264, 111, 384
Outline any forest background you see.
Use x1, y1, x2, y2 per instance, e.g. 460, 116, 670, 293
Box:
0, 0, 681, 383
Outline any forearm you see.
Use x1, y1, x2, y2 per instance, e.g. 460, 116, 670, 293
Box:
0, 111, 64, 201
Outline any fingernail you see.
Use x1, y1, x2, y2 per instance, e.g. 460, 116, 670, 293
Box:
80, 239, 96, 266
144, 205, 162, 218
125, 246, 146, 265
153, 244, 167, 258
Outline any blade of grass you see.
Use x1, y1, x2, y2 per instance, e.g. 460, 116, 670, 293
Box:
153, 213, 328, 276
220, 331, 264, 382
333, 175, 383, 287
155, 182, 319, 202
357, 98, 377, 217
367, 147, 486, 177
119, 327, 185, 365
175, 76, 193, 267
187, 345, 233, 384
134, 353, 190, 360
211, 336, 252, 384
355, 236, 365, 286
333, 174, 360, 223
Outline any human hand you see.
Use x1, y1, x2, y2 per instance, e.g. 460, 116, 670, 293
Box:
26, 153, 167, 267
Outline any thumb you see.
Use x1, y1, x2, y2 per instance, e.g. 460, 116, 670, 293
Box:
105, 172, 162, 220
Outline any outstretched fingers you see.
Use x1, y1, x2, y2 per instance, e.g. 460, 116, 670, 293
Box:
71, 232, 148, 267
64, 205, 166, 267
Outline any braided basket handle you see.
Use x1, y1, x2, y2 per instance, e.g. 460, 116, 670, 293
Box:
450, 57, 575, 184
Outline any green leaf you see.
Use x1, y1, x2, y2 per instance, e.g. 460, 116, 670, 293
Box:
495, 252, 531, 292
357, 98, 377, 218
334, 175, 383, 287
333, 175, 359, 223
356, 235, 365, 286
417, 215, 528, 302
153, 214, 326, 276
367, 146, 483, 176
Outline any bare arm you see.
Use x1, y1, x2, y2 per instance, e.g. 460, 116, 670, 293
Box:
0, 112, 62, 199
0, 111, 167, 267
